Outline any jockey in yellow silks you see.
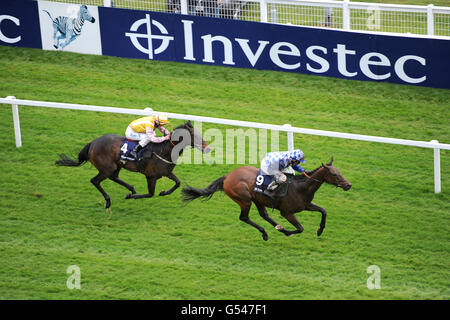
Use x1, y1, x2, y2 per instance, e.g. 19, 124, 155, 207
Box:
125, 112, 170, 160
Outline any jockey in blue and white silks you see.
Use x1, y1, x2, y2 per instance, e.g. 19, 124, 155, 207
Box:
260, 150, 306, 191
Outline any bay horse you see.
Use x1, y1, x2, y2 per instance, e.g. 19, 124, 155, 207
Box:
56, 121, 210, 209
182, 158, 351, 240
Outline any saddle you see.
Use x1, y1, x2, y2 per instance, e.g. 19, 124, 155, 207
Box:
119, 138, 153, 163
253, 170, 293, 199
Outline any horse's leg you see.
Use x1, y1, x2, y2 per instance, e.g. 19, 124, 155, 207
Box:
238, 203, 269, 241
90, 172, 112, 209
281, 212, 304, 236
126, 176, 156, 199
109, 169, 136, 195
61, 33, 75, 50
56, 34, 65, 49
253, 200, 290, 236
52, 26, 59, 49
158, 172, 180, 196
223, 172, 268, 240
305, 202, 327, 237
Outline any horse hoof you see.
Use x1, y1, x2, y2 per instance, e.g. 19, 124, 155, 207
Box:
159, 191, 166, 196
317, 228, 324, 237
262, 233, 268, 241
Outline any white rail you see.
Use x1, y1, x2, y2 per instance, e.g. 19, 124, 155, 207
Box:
2, 96, 448, 193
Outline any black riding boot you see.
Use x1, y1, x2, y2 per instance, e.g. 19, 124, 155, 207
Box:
130, 144, 142, 161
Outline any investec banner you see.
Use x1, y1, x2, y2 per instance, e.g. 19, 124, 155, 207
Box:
1, 0, 450, 89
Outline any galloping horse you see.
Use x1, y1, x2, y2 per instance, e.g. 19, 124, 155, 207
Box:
56, 121, 210, 209
182, 158, 351, 240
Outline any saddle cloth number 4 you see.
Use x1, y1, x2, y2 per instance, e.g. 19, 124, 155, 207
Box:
121, 143, 128, 154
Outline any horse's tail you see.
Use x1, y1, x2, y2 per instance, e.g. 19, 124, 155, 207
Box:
42, 10, 55, 22
182, 176, 225, 203
55, 142, 91, 167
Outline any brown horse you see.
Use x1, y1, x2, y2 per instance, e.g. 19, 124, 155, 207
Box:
182, 158, 351, 240
56, 121, 210, 209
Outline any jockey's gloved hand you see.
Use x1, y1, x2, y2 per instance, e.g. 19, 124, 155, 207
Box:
278, 174, 287, 183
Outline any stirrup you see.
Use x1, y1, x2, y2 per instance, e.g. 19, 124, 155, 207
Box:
267, 181, 279, 191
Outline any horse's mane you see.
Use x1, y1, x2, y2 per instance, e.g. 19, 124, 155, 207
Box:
145, 122, 191, 156
172, 123, 188, 131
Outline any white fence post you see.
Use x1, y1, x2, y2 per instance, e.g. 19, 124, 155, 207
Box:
431, 140, 441, 193
270, 3, 278, 23
8, 96, 21, 148
284, 124, 294, 151
343, 0, 351, 30
180, 0, 188, 15
260, 0, 268, 23
427, 4, 434, 36
103, 0, 112, 7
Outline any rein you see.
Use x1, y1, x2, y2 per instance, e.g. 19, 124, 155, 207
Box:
302, 168, 323, 183
152, 136, 177, 165
153, 152, 176, 165
151, 126, 193, 165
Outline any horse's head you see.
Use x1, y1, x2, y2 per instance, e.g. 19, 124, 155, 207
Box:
322, 157, 352, 191
173, 121, 211, 154
80, 5, 95, 23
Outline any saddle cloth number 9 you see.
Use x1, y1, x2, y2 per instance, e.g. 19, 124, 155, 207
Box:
256, 175, 264, 186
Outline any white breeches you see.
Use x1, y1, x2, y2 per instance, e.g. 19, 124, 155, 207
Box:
260, 162, 294, 183
125, 126, 151, 147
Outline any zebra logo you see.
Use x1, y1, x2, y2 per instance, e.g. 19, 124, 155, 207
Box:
42, 5, 95, 50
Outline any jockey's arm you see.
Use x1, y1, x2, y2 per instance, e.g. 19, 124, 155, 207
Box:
157, 125, 170, 136
292, 164, 305, 173
145, 127, 166, 143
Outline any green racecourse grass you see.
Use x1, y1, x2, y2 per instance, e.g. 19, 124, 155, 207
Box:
0, 46, 449, 300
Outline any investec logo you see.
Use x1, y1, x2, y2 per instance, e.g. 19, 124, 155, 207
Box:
125, 14, 174, 59
125, 14, 426, 84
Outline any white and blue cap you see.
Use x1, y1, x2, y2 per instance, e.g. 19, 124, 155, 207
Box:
289, 149, 306, 163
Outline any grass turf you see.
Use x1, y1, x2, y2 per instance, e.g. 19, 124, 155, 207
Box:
0, 45, 449, 299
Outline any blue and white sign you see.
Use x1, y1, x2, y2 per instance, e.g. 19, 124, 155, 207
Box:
38, 1, 102, 55
99, 7, 178, 62
1, 0, 449, 89
0, 0, 41, 49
